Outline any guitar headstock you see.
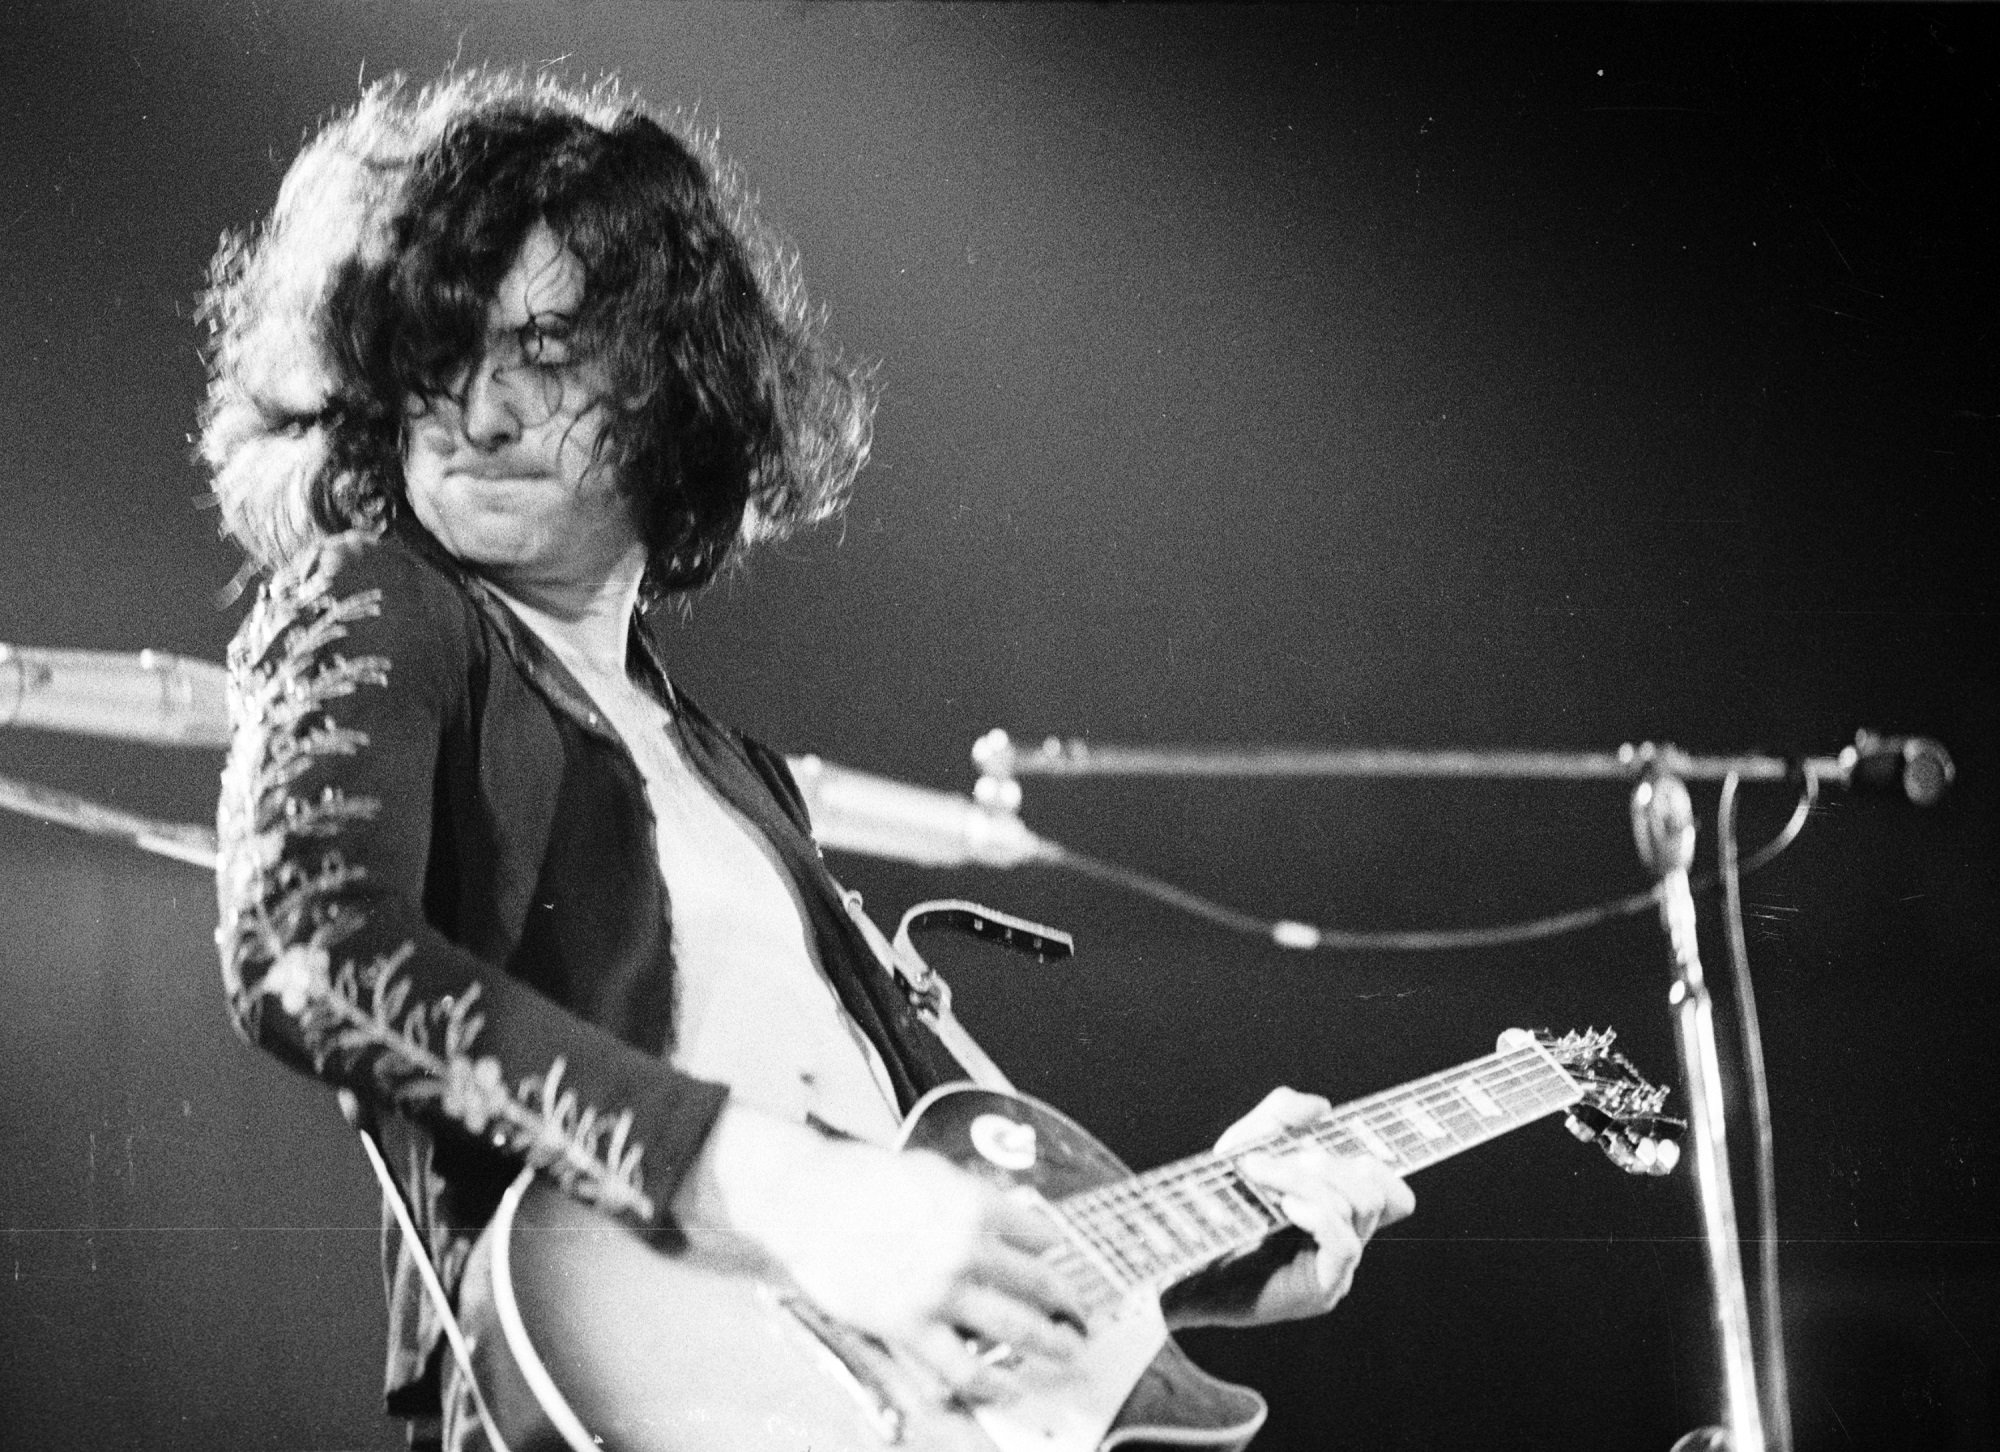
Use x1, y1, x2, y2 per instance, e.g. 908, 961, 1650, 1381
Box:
1521, 1027, 1684, 1176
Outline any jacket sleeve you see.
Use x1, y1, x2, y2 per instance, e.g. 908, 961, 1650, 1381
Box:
214, 530, 726, 1227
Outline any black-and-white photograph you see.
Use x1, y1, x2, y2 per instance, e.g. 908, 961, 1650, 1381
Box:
2, 6, 1994, 1450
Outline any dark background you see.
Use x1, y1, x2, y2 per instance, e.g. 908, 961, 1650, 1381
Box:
2, 4, 1994, 1450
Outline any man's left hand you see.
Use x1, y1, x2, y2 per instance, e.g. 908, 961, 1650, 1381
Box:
1169, 1086, 1416, 1327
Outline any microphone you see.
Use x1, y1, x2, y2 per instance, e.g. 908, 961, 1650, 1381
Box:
0, 641, 1053, 868
0, 644, 231, 749
786, 754, 1056, 869
1842, 731, 1956, 807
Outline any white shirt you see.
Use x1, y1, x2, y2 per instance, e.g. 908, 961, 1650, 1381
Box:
493, 592, 903, 1145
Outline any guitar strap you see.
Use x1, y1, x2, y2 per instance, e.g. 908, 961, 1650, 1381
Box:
340, 1091, 517, 1452
835, 888, 1076, 1097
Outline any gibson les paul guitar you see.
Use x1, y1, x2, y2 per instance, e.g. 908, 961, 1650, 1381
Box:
457, 1029, 1677, 1452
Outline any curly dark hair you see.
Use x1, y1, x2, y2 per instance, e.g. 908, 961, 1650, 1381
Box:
199, 69, 873, 592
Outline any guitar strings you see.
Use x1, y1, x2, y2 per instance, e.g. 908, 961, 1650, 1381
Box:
1065, 1048, 1580, 1268
1061, 1046, 1565, 1259
1056, 1046, 1579, 1283
1068, 1047, 1552, 1242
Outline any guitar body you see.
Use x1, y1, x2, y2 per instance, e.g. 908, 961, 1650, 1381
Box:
455, 1030, 1670, 1452
461, 1085, 1268, 1452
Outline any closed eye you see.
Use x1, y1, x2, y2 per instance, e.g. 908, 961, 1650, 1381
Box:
511, 313, 577, 369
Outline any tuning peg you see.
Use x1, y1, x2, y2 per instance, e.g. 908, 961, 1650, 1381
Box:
1603, 1129, 1684, 1177
1564, 1104, 1613, 1142
1630, 1117, 1683, 1175
1600, 1134, 1642, 1172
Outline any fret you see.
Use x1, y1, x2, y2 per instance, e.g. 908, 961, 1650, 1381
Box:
1178, 1165, 1284, 1261
1489, 1074, 1553, 1116
1493, 1052, 1574, 1107
1059, 1213, 1125, 1291
1315, 1121, 1376, 1165
1171, 1175, 1242, 1241
1063, 1232, 1143, 1312
1046, 1240, 1125, 1314
1211, 1171, 1284, 1239
1364, 1106, 1430, 1167
1140, 1172, 1241, 1259
1131, 1181, 1205, 1264
1131, 1197, 1194, 1262
1421, 1080, 1487, 1143
1154, 1181, 1227, 1254
1360, 1104, 1426, 1158
1099, 1192, 1173, 1277
1489, 1081, 1571, 1125
1481, 1052, 1563, 1104
1068, 1199, 1151, 1287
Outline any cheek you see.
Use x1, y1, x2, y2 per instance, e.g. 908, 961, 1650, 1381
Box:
401, 433, 442, 501
402, 410, 454, 473
400, 430, 461, 536
551, 413, 618, 487
402, 471, 450, 542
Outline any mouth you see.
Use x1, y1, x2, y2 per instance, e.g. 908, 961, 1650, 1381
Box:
447, 465, 546, 486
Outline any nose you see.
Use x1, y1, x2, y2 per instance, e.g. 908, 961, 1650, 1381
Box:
459, 361, 524, 449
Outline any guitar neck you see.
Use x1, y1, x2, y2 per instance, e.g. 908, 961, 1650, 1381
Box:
1055, 1040, 1584, 1292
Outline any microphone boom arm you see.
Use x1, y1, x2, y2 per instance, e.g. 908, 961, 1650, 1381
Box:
974, 730, 1953, 805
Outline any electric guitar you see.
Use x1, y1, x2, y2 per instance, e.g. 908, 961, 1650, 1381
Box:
456, 1029, 1678, 1452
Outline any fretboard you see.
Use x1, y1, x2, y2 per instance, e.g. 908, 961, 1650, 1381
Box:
1054, 1040, 1582, 1294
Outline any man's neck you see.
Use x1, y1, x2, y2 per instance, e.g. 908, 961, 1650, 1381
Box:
485, 545, 648, 681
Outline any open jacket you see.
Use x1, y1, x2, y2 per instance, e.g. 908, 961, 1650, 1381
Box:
214, 517, 965, 1414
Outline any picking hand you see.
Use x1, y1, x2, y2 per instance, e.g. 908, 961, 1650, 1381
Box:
683, 1108, 1089, 1403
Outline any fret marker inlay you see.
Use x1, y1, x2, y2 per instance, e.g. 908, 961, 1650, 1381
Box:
1401, 1098, 1449, 1140
1460, 1079, 1504, 1118
1348, 1119, 1396, 1160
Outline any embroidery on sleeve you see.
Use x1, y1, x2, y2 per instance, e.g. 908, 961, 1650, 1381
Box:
216, 534, 656, 1220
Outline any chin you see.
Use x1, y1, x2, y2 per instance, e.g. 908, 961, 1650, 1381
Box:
453, 529, 547, 574
414, 512, 529, 570
412, 488, 532, 563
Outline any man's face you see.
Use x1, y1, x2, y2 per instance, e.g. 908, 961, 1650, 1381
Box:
402, 222, 641, 596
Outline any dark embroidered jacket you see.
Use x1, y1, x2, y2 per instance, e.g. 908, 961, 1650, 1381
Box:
214, 519, 964, 1414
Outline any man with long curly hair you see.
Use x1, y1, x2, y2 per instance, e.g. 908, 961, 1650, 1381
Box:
201, 69, 1410, 1450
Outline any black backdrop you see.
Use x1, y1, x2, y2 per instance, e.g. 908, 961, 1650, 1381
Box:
2, 5, 1994, 1450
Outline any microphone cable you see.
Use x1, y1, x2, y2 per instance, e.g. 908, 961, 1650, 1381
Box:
1040, 775, 1819, 953
1719, 772, 1797, 1452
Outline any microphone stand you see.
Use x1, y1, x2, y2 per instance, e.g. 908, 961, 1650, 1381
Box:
973, 728, 1953, 1452
1631, 765, 1762, 1452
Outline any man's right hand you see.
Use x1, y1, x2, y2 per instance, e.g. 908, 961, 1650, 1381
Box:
676, 1103, 1089, 1402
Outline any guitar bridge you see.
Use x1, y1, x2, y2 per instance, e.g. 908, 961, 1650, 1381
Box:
772, 1291, 910, 1445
